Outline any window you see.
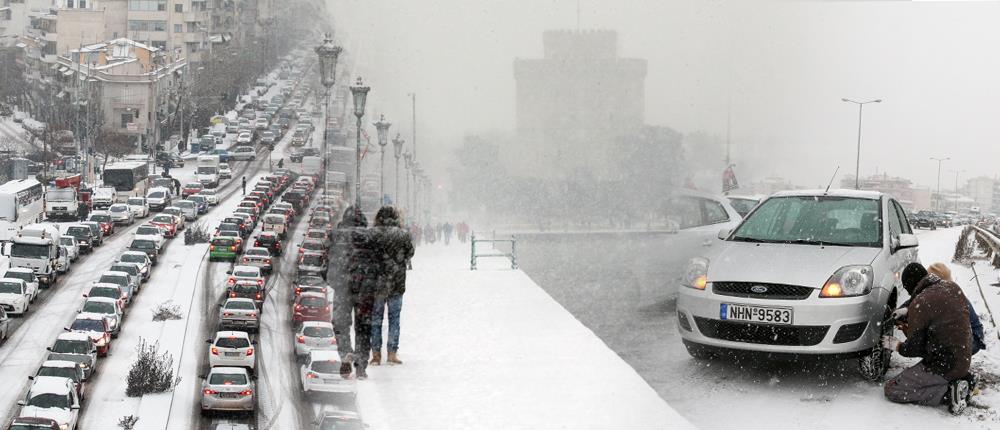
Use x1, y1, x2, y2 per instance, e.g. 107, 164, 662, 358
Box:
732, 196, 882, 247
128, 0, 165, 11
79, 0, 86, 7
703, 199, 730, 225
174, 3, 182, 12
892, 201, 912, 235
887, 200, 902, 239
174, 24, 182, 33
128, 20, 167, 32
66, 0, 74, 7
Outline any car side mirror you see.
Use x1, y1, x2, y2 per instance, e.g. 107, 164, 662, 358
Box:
897, 234, 918, 249
71, 404, 80, 410
64, 327, 70, 332
27, 375, 34, 380
226, 270, 232, 275
199, 374, 206, 380
46, 347, 52, 352
206, 339, 213, 343
717, 228, 732, 240
251, 340, 258, 345
16, 401, 24, 406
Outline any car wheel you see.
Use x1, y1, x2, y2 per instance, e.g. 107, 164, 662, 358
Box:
858, 302, 894, 382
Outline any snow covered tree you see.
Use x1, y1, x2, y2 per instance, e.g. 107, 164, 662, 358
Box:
125, 338, 175, 397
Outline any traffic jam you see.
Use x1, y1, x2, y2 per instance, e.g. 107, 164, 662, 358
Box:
0, 52, 356, 429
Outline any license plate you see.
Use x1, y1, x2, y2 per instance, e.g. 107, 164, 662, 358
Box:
720, 303, 792, 325
224, 352, 241, 357
217, 392, 240, 398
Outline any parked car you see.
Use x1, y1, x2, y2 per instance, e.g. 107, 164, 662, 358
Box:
15, 376, 81, 430
294, 321, 336, 358
69, 313, 112, 356
108, 203, 136, 225
46, 332, 98, 380
200, 367, 255, 415
300, 349, 355, 395
207, 330, 256, 370
219, 298, 260, 332
127, 197, 150, 218
676, 189, 918, 382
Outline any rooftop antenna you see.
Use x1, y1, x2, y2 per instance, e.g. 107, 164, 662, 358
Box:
824, 166, 840, 195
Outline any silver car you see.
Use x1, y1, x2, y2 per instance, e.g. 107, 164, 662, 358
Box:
676, 189, 919, 381
200, 367, 255, 414
240, 247, 273, 274
219, 298, 260, 332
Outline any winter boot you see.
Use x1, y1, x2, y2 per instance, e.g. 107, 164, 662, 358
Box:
339, 361, 352, 378
948, 380, 970, 415
355, 362, 368, 380
387, 352, 403, 365
370, 351, 382, 366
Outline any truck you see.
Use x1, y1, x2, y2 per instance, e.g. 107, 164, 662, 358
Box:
3, 224, 67, 286
91, 186, 118, 210
0, 179, 45, 241
197, 155, 221, 188
45, 175, 88, 221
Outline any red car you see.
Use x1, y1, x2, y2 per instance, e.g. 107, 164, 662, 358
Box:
181, 182, 204, 198
7, 417, 61, 430
292, 292, 331, 323
88, 212, 116, 235
149, 214, 179, 237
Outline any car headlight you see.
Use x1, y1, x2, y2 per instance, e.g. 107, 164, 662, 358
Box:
820, 265, 873, 298
60, 424, 68, 430
683, 257, 710, 290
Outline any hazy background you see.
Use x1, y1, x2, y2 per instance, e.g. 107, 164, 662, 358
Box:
326, 0, 1000, 194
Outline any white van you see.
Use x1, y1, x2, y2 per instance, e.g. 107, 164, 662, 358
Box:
677, 189, 918, 381
262, 214, 287, 238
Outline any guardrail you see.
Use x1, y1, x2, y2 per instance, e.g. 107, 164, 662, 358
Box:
962, 225, 1000, 341
470, 231, 518, 270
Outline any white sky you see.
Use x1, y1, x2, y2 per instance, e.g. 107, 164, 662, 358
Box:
327, 0, 1000, 191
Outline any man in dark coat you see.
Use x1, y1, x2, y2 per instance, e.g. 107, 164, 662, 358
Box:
883, 262, 973, 414
328, 206, 379, 379
369, 207, 414, 366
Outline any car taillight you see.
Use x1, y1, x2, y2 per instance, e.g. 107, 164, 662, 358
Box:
257, 279, 263, 286
227, 278, 236, 285
330, 337, 337, 345
295, 304, 302, 311
306, 372, 318, 379
240, 389, 253, 396
297, 335, 305, 344
254, 241, 261, 247
323, 305, 331, 313
204, 389, 218, 395
243, 257, 249, 262
210, 245, 215, 251
230, 246, 237, 251
264, 259, 271, 264
245, 347, 253, 356
211, 347, 219, 355
230, 292, 236, 298
222, 312, 232, 317
295, 287, 301, 294
249, 313, 257, 318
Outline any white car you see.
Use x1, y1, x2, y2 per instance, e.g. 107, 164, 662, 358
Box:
294, 321, 336, 357
236, 132, 253, 145
676, 189, 919, 382
117, 251, 152, 280
0, 308, 8, 343
208, 330, 256, 370
300, 350, 355, 394
230, 145, 257, 161
200, 367, 255, 414
219, 163, 233, 180
254, 118, 268, 129
108, 203, 135, 225
127, 197, 150, 218
3, 268, 38, 302
227, 266, 264, 287
134, 225, 167, 247
0, 278, 31, 315
16, 376, 81, 430
147, 187, 173, 212
175, 200, 199, 221
81, 296, 123, 336
198, 189, 219, 205
59, 236, 80, 262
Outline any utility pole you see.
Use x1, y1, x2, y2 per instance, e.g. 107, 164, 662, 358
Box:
930, 157, 949, 211
951, 169, 966, 214
409, 92, 416, 160
841, 98, 882, 189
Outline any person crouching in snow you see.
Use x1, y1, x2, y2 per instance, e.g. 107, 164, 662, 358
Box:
882, 262, 973, 414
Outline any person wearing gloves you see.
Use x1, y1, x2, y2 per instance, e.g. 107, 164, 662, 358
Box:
882, 262, 973, 414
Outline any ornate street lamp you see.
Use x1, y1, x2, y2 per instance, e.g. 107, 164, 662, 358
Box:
314, 34, 342, 197
350, 76, 370, 210
373, 114, 391, 204
392, 133, 405, 209
403, 151, 412, 213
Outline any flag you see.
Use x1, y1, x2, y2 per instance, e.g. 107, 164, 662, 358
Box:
360, 129, 373, 159
723, 164, 740, 193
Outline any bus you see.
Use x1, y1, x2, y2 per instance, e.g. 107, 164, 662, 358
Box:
102, 161, 150, 201
0, 178, 45, 241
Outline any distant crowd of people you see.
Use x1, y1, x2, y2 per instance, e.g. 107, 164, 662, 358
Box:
407, 221, 469, 246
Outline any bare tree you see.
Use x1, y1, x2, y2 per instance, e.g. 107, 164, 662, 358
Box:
93, 131, 135, 172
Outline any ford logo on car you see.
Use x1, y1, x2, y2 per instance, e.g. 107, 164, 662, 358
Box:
750, 285, 768, 294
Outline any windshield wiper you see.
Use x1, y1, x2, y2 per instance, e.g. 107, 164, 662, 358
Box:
730, 236, 769, 243
788, 239, 856, 247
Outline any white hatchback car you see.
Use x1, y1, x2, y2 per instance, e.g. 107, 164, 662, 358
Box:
227, 266, 264, 287
127, 197, 150, 218
294, 321, 337, 357
16, 376, 81, 430
200, 367, 255, 415
198, 189, 219, 205
300, 350, 355, 395
676, 189, 918, 381
0, 278, 31, 315
208, 331, 255, 370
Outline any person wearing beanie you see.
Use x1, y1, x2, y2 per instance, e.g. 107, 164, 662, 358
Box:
883, 262, 973, 414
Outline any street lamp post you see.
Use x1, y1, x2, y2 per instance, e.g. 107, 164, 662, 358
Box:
841, 98, 882, 189
392, 133, 405, 208
951, 169, 966, 214
403, 152, 412, 213
314, 34, 342, 198
350, 77, 370, 211
373, 114, 391, 204
930, 157, 949, 211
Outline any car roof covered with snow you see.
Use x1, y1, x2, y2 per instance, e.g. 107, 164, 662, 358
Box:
40, 360, 80, 369
27, 376, 73, 396
56, 332, 93, 342
6, 267, 36, 275
74, 312, 109, 322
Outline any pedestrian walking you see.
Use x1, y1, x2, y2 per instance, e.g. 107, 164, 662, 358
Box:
370, 207, 414, 366
241, 176, 246, 195
424, 223, 436, 244
328, 206, 379, 379
443, 222, 453, 245
457, 221, 469, 243
883, 262, 974, 414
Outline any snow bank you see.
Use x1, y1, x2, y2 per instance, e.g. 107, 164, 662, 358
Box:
357, 244, 695, 430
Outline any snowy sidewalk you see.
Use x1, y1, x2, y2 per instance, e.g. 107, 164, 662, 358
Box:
357, 243, 694, 429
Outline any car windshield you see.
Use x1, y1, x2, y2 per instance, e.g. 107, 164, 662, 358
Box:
185, 184, 201, 189
67, 226, 90, 237
53, 339, 91, 354
298, 276, 324, 286
90, 215, 111, 222
0, 281, 22, 294
60, 238, 75, 246
303, 242, 324, 250
152, 216, 174, 223
121, 254, 146, 264
216, 337, 250, 348
83, 301, 116, 314
137, 227, 160, 235
10, 243, 48, 258
4, 272, 33, 283
219, 224, 238, 231
148, 191, 165, 199
226, 300, 256, 311
320, 418, 363, 430
212, 238, 234, 246
131, 240, 155, 250
128, 198, 145, 205
209, 373, 247, 385
234, 269, 258, 278
110, 205, 128, 213
177, 201, 194, 209
71, 319, 105, 331
310, 360, 340, 374
306, 231, 325, 239
731, 196, 882, 247
303, 326, 334, 338
196, 167, 216, 174
247, 249, 267, 256
111, 265, 137, 275
233, 285, 259, 294
265, 215, 285, 224
201, 190, 216, 195
38, 366, 78, 381
89, 287, 120, 299
300, 296, 325, 307
27, 393, 70, 409
301, 254, 323, 266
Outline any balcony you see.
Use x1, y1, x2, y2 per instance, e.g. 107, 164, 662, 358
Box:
183, 32, 203, 43
184, 10, 209, 23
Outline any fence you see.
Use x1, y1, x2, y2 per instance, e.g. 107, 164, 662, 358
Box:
470, 230, 518, 270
